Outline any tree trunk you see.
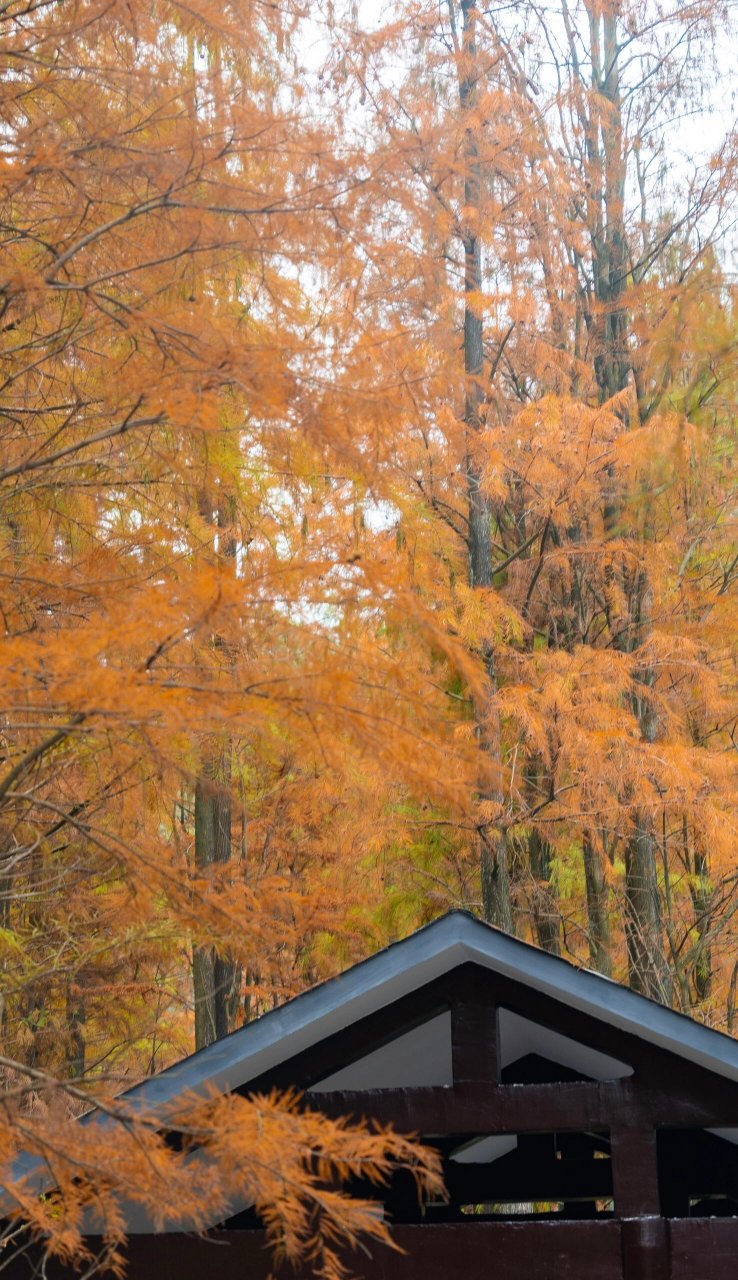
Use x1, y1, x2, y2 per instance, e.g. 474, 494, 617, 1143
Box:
690, 842, 713, 1003
528, 827, 560, 955
65, 986, 85, 1080
192, 491, 241, 1050
625, 659, 672, 1003
590, 4, 629, 404
459, 0, 512, 933
526, 761, 561, 954
481, 825, 513, 934
193, 744, 240, 1048
587, 2, 670, 999
625, 822, 671, 1001
583, 833, 612, 977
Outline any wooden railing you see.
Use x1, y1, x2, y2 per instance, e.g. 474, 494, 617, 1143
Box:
30, 1219, 738, 1280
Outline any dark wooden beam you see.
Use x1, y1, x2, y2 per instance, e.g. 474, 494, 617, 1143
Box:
671, 1218, 738, 1279
26, 1219, 738, 1280
450, 968, 498, 1084
307, 1080, 616, 1133
611, 1129, 660, 1217
35, 1222, 628, 1280
306, 1081, 738, 1135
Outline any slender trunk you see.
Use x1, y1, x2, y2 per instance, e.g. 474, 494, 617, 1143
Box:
599, 12, 629, 401
24, 845, 46, 1068
528, 827, 560, 955
587, 2, 670, 999
459, 0, 512, 932
686, 818, 713, 1003
728, 961, 738, 1033
590, 4, 629, 403
480, 775, 513, 933
625, 650, 672, 1002
526, 762, 561, 954
691, 860, 712, 1002
620, 578, 671, 1002
583, 832, 612, 976
193, 496, 240, 1050
65, 986, 85, 1080
0, 840, 13, 1047
194, 744, 239, 1048
625, 823, 671, 1001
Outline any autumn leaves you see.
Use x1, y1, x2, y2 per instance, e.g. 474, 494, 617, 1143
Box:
2, 0, 738, 1270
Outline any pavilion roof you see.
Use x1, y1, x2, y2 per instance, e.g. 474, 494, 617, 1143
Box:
122, 909, 738, 1113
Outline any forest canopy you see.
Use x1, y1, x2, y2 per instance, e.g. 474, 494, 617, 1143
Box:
2, 0, 738, 1271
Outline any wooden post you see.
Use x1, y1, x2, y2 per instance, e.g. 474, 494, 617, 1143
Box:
612, 1128, 667, 1280
450, 972, 498, 1084
620, 1218, 669, 1280
611, 1127, 660, 1216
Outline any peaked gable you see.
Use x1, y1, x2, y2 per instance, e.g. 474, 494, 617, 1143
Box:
123, 910, 738, 1116
30, 910, 738, 1242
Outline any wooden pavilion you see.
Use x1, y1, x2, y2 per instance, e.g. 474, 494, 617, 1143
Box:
18, 911, 738, 1278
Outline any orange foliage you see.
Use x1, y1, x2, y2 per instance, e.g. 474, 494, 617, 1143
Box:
4, 0, 738, 1268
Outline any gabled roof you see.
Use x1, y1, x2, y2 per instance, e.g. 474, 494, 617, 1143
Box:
12, 910, 738, 1237
124, 909, 738, 1115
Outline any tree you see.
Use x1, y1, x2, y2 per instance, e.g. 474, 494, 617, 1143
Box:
0, 0, 447, 1270
314, 0, 738, 1008
4, 0, 738, 1267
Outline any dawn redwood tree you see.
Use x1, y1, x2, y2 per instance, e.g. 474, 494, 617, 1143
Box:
0, 0, 449, 1271
317, 0, 738, 1007
458, 0, 513, 931
479, 0, 738, 1000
